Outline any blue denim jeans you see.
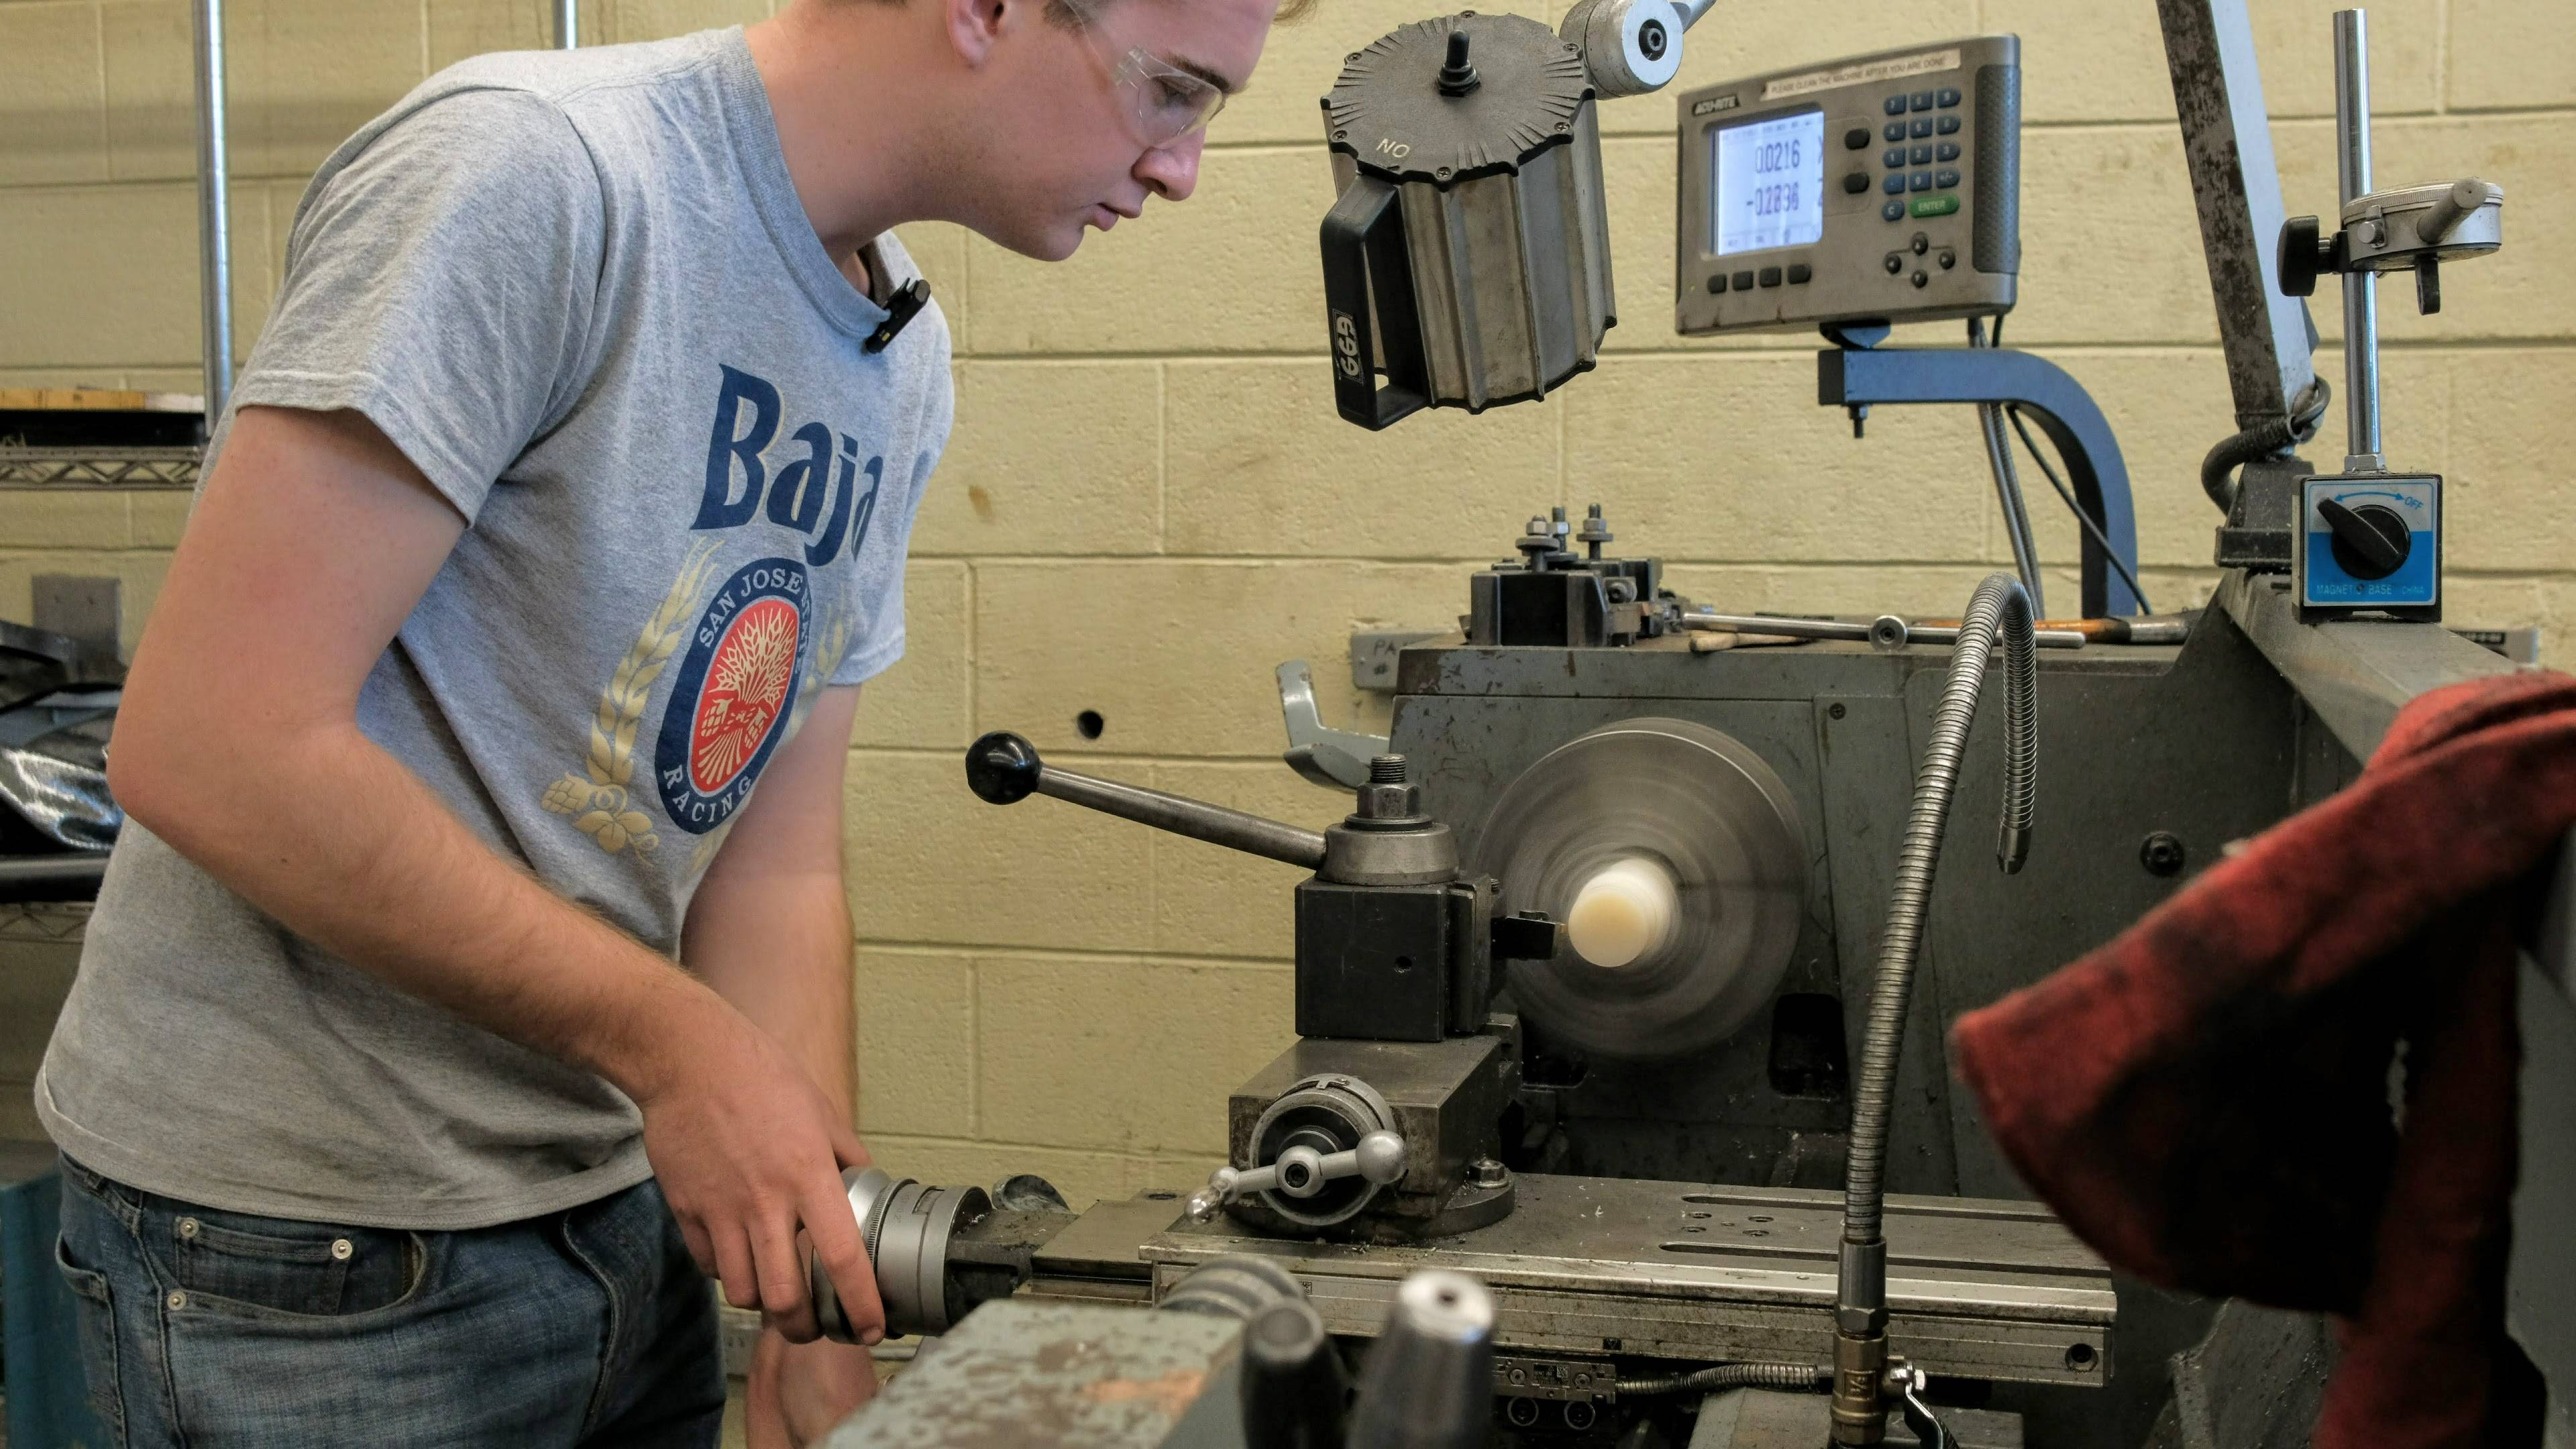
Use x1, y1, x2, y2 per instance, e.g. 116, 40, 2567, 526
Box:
52, 1155, 724, 1447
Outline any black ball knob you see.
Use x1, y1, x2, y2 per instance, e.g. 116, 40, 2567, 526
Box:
965, 732, 1042, 804
2318, 498, 2410, 580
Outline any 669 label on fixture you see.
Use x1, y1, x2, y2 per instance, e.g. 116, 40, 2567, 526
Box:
1331, 309, 1364, 380
2296, 474, 2443, 622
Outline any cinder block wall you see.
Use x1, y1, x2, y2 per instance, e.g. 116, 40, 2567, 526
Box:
3, 0, 2571, 1206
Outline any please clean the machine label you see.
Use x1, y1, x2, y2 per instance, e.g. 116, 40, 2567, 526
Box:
1764, 49, 1960, 100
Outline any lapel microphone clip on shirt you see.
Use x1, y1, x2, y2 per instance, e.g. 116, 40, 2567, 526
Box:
864, 278, 933, 354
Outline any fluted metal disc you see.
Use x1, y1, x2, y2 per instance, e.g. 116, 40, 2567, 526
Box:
1474, 718, 1806, 1061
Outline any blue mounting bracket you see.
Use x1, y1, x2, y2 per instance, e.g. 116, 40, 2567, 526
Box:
1817, 343, 2145, 619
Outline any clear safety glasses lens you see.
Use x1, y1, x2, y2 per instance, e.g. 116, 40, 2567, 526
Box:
1110, 48, 1225, 146
1057, 0, 1226, 148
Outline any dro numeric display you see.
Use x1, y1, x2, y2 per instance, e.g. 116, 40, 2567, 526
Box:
1712, 108, 1823, 256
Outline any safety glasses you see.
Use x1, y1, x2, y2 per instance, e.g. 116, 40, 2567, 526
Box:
1054, 0, 1228, 148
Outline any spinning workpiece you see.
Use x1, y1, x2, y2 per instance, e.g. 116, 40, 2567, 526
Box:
1477, 720, 1807, 1063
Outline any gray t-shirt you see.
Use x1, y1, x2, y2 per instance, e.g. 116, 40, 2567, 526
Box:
37, 29, 952, 1230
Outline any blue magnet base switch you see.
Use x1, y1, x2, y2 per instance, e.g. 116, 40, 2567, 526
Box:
2297, 473, 2442, 621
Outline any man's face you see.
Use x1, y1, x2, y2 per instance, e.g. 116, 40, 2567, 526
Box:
967, 0, 1280, 261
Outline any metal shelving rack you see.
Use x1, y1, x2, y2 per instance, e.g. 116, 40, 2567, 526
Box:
0, 449, 200, 490
0, 899, 93, 948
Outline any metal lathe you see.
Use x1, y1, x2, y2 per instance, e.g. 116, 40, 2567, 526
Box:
809, 1, 2572, 1445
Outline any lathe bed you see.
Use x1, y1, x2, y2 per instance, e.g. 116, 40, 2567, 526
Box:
1018, 1177, 2112, 1391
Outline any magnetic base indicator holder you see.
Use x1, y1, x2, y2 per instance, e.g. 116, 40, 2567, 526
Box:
2296, 473, 2440, 621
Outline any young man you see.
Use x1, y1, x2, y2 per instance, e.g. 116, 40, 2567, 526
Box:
34, 0, 1287, 1442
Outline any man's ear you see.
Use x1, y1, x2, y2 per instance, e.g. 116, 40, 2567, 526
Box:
943, 0, 1012, 67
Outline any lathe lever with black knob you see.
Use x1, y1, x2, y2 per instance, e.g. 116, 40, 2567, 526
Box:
967, 731, 1470, 888
967, 732, 1559, 1046
966, 730, 1330, 869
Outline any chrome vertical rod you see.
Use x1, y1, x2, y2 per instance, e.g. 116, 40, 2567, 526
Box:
555, 0, 579, 48
191, 0, 233, 425
2333, 9, 2381, 469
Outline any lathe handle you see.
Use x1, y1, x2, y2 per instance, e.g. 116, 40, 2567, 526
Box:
1192, 1131, 1409, 1220
1320, 174, 1429, 431
965, 732, 1329, 871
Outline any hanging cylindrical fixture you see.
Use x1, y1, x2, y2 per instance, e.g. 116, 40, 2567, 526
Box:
191, 0, 233, 426
1318, 12, 1616, 430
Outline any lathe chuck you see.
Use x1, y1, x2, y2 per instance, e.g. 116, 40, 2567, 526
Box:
1474, 718, 1807, 1061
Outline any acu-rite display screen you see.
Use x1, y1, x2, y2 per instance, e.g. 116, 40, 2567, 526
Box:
1711, 109, 1823, 257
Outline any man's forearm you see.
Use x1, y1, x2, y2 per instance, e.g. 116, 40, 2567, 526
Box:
121, 716, 721, 1102
686, 871, 856, 1120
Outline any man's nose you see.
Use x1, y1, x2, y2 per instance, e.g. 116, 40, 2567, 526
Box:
1138, 131, 1204, 203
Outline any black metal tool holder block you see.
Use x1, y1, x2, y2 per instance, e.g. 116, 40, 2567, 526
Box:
1468, 553, 1673, 648
1295, 875, 1511, 1042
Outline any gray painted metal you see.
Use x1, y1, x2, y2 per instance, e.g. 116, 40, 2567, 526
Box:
2543, 837, 2575, 1000
1393, 611, 2298, 1202
822, 1299, 1244, 1448
2516, 961, 2576, 1448
191, 0, 233, 422
2155, 0, 2318, 435
1224, 1034, 1517, 1236
2138, 1302, 2332, 1449
1024, 1194, 1186, 1306
1352, 631, 1445, 694
2219, 571, 2573, 993
2214, 570, 2512, 758
1145, 1174, 2112, 1388
1693, 1387, 2026, 1448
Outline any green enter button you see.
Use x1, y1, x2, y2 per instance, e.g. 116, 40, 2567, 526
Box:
1910, 194, 1960, 217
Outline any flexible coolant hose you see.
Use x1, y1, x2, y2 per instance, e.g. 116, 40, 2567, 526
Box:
1838, 574, 2037, 1322
1617, 1360, 1831, 1396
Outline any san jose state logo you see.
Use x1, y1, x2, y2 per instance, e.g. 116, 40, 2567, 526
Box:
653, 558, 811, 835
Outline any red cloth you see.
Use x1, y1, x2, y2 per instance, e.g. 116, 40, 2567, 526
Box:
1951, 669, 2576, 1449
